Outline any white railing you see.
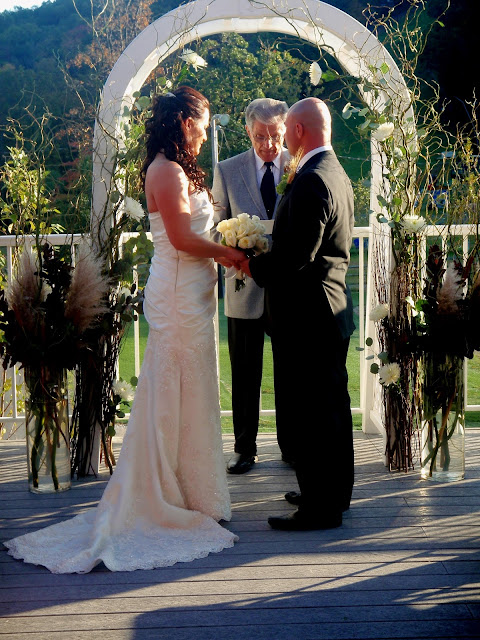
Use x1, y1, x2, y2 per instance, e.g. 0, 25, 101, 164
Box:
1, 225, 479, 437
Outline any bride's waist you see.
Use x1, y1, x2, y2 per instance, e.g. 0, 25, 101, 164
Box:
151, 251, 213, 265
152, 240, 211, 264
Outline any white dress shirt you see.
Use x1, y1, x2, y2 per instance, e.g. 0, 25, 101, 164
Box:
253, 150, 282, 187
297, 145, 333, 172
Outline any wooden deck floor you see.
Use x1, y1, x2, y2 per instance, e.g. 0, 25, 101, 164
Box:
1, 431, 480, 640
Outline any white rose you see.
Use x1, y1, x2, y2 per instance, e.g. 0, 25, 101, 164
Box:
216, 220, 229, 234
226, 218, 239, 230
179, 49, 207, 70
372, 122, 395, 142
236, 223, 249, 238
224, 230, 237, 247
369, 303, 389, 322
238, 235, 256, 249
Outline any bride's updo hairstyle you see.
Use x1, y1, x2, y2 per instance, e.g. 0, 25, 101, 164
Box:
142, 86, 210, 196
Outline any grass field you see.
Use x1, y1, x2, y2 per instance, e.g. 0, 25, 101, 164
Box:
118, 249, 480, 432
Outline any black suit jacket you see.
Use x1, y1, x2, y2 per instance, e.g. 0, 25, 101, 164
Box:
250, 150, 355, 341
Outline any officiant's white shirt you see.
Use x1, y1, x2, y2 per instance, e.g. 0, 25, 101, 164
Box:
253, 149, 282, 188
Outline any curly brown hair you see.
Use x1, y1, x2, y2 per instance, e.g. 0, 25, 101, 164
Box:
141, 86, 211, 197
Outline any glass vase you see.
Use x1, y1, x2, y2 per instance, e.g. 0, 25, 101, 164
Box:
25, 367, 71, 493
420, 353, 465, 482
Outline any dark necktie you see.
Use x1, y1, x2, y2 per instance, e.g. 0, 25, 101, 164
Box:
260, 161, 276, 219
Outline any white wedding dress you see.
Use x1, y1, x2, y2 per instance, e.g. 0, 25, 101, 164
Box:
4, 190, 238, 573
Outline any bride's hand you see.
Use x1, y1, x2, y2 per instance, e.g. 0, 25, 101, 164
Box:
223, 247, 244, 271
215, 257, 235, 268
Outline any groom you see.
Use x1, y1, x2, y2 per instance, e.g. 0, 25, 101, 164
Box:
241, 97, 355, 530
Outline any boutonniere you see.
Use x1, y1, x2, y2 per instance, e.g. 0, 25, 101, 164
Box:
276, 147, 304, 195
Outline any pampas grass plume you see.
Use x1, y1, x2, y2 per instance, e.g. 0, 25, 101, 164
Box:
437, 262, 463, 315
6, 249, 42, 332
65, 248, 109, 333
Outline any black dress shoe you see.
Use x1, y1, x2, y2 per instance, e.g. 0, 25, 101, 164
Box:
227, 453, 256, 474
284, 491, 350, 512
281, 454, 297, 468
268, 509, 342, 531
284, 490, 302, 505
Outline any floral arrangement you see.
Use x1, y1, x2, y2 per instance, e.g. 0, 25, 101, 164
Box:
0, 243, 109, 489
328, 1, 480, 472
368, 212, 480, 473
216, 213, 269, 290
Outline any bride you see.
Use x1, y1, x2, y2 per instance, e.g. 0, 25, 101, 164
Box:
4, 86, 244, 573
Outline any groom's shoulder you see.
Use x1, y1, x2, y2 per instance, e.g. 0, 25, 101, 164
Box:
311, 151, 347, 180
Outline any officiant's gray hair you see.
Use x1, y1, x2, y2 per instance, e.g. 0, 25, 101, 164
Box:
245, 98, 288, 129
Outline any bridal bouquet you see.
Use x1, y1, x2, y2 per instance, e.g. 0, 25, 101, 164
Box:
216, 213, 268, 290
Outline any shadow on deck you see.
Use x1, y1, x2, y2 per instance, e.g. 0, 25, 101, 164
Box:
1, 431, 480, 639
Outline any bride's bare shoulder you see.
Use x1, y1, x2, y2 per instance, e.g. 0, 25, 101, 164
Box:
145, 155, 189, 212
147, 154, 185, 182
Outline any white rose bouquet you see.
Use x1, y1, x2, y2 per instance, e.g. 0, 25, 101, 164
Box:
216, 213, 269, 290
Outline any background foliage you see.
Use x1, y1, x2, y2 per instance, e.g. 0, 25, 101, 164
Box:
0, 0, 476, 235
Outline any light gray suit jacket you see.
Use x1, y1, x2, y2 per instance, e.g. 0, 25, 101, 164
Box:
212, 147, 290, 319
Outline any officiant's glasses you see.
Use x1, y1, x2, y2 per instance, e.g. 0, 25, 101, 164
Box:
253, 134, 282, 144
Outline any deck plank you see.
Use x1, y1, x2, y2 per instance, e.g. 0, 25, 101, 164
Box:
1, 431, 480, 639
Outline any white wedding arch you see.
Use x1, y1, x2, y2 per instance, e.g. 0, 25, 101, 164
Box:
92, 0, 411, 433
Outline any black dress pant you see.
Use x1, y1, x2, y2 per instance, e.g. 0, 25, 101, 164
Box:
271, 328, 354, 515
228, 316, 297, 459
228, 316, 265, 457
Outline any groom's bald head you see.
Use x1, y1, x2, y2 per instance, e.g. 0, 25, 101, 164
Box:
284, 97, 332, 157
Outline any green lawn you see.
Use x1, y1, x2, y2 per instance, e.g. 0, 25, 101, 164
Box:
118, 249, 480, 431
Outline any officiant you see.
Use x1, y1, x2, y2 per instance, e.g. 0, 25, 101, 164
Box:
212, 97, 293, 474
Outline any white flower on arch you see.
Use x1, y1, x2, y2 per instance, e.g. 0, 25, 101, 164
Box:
309, 61, 322, 85
379, 362, 401, 386
124, 197, 145, 222
372, 122, 395, 141
400, 214, 426, 234
180, 48, 207, 70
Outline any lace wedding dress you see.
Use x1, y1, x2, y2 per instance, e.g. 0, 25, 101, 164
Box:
4, 190, 238, 573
